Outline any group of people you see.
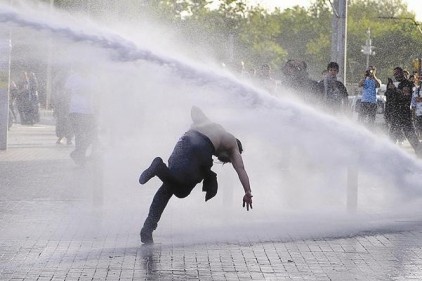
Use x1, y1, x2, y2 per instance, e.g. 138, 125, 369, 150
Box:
351, 64, 422, 157
8, 68, 98, 167
245, 60, 350, 115
9, 71, 40, 127
239, 60, 422, 156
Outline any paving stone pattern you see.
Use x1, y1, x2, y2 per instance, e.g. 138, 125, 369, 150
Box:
1, 121, 422, 280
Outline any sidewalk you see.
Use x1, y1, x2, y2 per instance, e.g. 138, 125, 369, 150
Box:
1, 118, 422, 280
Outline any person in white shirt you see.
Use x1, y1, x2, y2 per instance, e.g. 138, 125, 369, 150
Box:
65, 69, 97, 166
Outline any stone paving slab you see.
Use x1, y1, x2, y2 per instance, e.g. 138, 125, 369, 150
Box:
2, 121, 422, 280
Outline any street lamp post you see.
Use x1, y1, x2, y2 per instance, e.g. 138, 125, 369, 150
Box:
361, 28, 375, 69
330, 0, 348, 83
45, 0, 54, 110
0, 17, 12, 150
329, 0, 358, 211
413, 58, 421, 76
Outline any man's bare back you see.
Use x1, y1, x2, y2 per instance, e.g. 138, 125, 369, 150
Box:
190, 106, 238, 154
190, 106, 252, 209
138, 106, 253, 244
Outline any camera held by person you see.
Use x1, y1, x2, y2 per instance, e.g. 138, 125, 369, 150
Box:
365, 69, 374, 77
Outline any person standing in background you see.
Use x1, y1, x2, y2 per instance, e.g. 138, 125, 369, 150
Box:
389, 67, 421, 156
8, 80, 18, 128
28, 72, 40, 124
318, 62, 349, 115
15, 71, 30, 125
254, 64, 278, 95
280, 59, 319, 103
411, 72, 422, 139
357, 65, 381, 129
65, 68, 97, 165
53, 70, 74, 145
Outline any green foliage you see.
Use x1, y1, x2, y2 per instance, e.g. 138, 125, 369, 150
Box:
49, 0, 422, 83
347, 0, 422, 82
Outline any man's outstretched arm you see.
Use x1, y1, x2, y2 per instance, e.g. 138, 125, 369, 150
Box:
231, 151, 253, 211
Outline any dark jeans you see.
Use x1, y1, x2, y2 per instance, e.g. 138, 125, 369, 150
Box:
56, 114, 73, 140
69, 113, 96, 162
390, 121, 420, 153
143, 183, 174, 232
142, 169, 217, 233
142, 130, 215, 232
415, 115, 422, 138
358, 102, 377, 128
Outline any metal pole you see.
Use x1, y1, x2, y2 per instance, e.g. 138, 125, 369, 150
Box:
347, 165, 358, 211
45, 0, 54, 110
330, 0, 339, 63
338, 0, 347, 83
0, 25, 12, 150
228, 34, 234, 63
330, 0, 357, 210
330, 0, 348, 83
366, 28, 371, 69
367, 29, 370, 68
362, 28, 374, 69
366, 53, 369, 69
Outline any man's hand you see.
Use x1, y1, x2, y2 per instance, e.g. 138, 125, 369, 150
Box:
242, 193, 253, 211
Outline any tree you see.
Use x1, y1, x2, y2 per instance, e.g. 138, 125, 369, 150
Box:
347, 0, 422, 82
45, 0, 422, 83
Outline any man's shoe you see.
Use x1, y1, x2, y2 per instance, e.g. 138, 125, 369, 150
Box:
139, 157, 163, 184
140, 228, 154, 244
203, 171, 218, 202
70, 151, 86, 166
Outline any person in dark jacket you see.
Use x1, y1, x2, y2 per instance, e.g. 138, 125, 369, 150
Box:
384, 78, 395, 128
384, 78, 404, 143
389, 67, 421, 155
15, 71, 31, 125
317, 62, 349, 115
281, 59, 320, 103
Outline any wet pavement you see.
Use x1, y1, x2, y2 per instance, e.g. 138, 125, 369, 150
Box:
2, 113, 422, 281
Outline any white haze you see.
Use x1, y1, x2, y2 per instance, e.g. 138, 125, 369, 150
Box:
2, 1, 422, 245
